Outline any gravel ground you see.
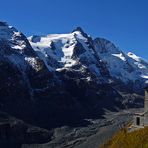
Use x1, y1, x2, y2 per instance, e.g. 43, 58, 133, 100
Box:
22, 109, 134, 148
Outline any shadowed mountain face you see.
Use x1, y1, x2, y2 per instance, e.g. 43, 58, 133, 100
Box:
0, 22, 147, 146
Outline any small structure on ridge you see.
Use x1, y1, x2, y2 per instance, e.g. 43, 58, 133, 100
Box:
133, 85, 148, 127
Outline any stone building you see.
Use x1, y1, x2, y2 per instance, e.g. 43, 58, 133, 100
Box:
133, 85, 148, 127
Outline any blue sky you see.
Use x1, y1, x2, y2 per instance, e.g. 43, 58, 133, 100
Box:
0, 0, 147, 59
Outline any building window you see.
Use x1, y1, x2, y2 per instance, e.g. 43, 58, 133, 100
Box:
136, 117, 140, 126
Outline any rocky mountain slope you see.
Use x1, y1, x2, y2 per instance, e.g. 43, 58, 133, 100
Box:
0, 22, 147, 147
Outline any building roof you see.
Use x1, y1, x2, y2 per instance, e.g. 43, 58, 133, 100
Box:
134, 110, 148, 116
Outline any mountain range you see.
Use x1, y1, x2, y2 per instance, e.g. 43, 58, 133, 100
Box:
0, 21, 147, 147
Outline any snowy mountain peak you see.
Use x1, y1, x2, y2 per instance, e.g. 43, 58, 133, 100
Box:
28, 27, 97, 71
28, 27, 148, 89
72, 26, 85, 33
29, 29, 103, 74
